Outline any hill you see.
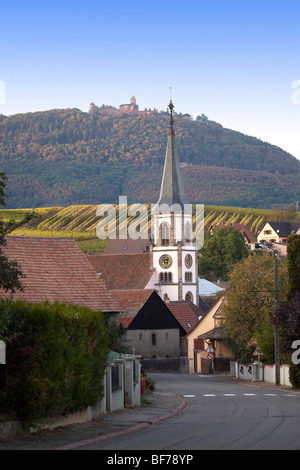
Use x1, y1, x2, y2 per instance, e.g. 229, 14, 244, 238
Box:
0, 107, 299, 208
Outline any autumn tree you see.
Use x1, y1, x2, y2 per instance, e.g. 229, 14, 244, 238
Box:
223, 252, 288, 361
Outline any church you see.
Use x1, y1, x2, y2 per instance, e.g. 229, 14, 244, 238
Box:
150, 99, 199, 306
87, 99, 204, 370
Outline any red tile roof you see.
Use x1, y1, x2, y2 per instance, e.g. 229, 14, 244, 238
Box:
86, 253, 155, 290
167, 301, 204, 333
0, 236, 120, 313
112, 289, 154, 327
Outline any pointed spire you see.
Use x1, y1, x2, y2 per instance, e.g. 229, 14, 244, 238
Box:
154, 99, 188, 210
169, 99, 175, 136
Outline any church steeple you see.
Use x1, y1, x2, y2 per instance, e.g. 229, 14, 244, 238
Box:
151, 98, 198, 307
154, 100, 188, 209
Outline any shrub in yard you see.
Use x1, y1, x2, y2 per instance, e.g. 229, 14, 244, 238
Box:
0, 299, 108, 422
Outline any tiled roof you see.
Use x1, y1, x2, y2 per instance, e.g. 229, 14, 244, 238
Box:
112, 289, 154, 327
104, 237, 151, 254
167, 301, 204, 334
86, 253, 155, 290
0, 236, 120, 313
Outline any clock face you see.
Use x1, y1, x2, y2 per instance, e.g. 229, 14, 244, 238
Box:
159, 254, 172, 269
185, 254, 193, 269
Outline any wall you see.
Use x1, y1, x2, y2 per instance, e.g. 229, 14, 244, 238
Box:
126, 328, 180, 360
230, 361, 292, 387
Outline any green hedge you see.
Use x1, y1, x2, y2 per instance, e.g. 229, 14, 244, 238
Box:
0, 299, 108, 422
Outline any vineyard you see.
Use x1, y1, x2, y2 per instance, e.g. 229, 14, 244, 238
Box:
0, 204, 272, 252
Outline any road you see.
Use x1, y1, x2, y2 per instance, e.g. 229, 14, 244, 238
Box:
79, 373, 300, 451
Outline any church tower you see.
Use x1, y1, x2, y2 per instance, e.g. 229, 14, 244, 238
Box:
152, 100, 199, 306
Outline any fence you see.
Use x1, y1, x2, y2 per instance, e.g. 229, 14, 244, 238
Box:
230, 360, 292, 387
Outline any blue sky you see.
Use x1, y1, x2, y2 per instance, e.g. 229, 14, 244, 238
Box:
1, 0, 300, 160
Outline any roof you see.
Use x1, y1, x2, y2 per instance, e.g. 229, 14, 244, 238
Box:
112, 289, 154, 317
0, 236, 120, 313
115, 290, 185, 333
263, 221, 300, 238
86, 252, 155, 290
198, 278, 224, 296
167, 301, 204, 334
104, 237, 151, 254
210, 223, 256, 244
153, 102, 188, 210
198, 326, 228, 340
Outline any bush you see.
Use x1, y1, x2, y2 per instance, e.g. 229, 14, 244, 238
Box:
0, 299, 108, 422
289, 363, 300, 389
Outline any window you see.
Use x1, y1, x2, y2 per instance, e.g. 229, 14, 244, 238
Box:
185, 291, 193, 303
185, 272, 192, 282
160, 222, 170, 245
159, 272, 173, 283
152, 333, 156, 346
264, 230, 272, 235
184, 221, 192, 243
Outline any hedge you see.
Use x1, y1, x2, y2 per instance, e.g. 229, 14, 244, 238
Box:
0, 299, 108, 422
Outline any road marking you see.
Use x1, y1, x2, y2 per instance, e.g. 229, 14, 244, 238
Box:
183, 395, 196, 398
203, 394, 216, 397
263, 393, 277, 396
223, 394, 236, 396
243, 393, 256, 396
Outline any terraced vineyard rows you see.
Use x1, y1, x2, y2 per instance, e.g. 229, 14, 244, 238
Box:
0, 204, 272, 253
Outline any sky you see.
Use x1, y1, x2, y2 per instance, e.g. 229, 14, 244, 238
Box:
1, 0, 300, 160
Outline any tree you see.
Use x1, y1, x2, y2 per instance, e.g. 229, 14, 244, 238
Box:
198, 227, 249, 281
286, 234, 300, 300
0, 173, 36, 293
275, 235, 300, 387
222, 252, 288, 360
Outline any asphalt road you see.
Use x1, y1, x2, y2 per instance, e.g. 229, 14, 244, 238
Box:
79, 373, 300, 451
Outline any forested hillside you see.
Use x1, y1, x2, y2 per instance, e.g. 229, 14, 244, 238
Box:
0, 108, 299, 208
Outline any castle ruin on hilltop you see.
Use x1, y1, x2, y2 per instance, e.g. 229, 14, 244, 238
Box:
89, 96, 156, 116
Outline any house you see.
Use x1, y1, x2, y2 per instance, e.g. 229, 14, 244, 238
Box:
0, 236, 120, 316
114, 289, 187, 372
257, 221, 300, 256
186, 296, 233, 374
257, 221, 300, 244
209, 223, 257, 250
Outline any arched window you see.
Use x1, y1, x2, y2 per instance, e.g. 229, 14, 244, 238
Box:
185, 291, 193, 303
184, 221, 192, 244
160, 222, 170, 245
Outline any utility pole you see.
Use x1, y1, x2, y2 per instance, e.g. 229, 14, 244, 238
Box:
273, 249, 280, 386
